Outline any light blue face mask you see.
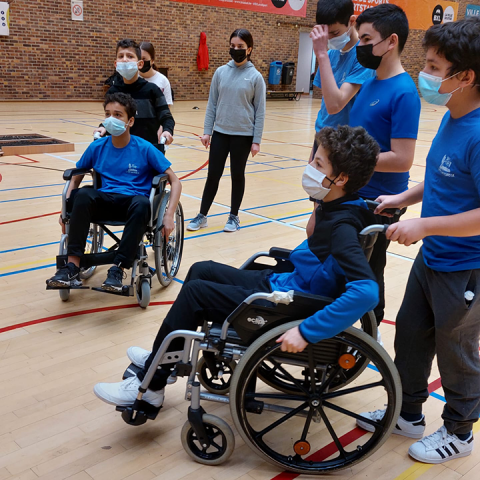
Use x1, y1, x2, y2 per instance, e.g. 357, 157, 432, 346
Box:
418, 71, 461, 106
328, 27, 351, 51
116, 61, 139, 80
103, 116, 128, 136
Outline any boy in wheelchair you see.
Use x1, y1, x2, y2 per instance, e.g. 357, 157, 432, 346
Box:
46, 92, 181, 292
94, 124, 381, 408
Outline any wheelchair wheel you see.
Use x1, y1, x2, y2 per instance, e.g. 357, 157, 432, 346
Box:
79, 224, 104, 280
154, 192, 184, 287
181, 414, 235, 466
257, 312, 377, 395
136, 277, 151, 309
197, 356, 236, 395
230, 321, 401, 474
59, 289, 70, 302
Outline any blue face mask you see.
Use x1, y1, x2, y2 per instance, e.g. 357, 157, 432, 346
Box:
103, 116, 128, 136
328, 27, 351, 51
418, 71, 462, 106
116, 61, 139, 80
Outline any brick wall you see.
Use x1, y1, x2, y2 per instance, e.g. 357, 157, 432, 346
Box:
0, 0, 471, 101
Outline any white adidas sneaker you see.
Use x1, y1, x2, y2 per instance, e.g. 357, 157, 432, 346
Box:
356, 409, 426, 439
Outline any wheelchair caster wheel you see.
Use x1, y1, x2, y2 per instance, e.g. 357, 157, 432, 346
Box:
181, 414, 235, 466
197, 356, 236, 395
136, 278, 150, 309
59, 289, 70, 302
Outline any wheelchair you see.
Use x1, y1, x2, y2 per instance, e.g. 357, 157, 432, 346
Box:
47, 168, 184, 308
117, 223, 402, 473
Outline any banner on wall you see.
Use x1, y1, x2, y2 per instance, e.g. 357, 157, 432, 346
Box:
465, 4, 480, 18
170, 0, 308, 18
353, 0, 458, 30
0, 2, 9, 36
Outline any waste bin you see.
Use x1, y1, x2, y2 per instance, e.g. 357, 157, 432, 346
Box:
282, 62, 295, 85
268, 61, 283, 85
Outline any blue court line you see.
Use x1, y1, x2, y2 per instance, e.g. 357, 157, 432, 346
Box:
0, 183, 64, 193
0, 263, 56, 278
0, 194, 61, 204
186, 220, 271, 240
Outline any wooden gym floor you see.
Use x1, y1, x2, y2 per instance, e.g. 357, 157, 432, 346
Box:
0, 98, 476, 480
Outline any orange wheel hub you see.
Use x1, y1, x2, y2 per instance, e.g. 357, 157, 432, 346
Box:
338, 353, 356, 370
293, 440, 311, 455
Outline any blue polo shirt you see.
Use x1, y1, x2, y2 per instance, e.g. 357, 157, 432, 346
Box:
422, 108, 480, 272
349, 72, 421, 198
76, 135, 171, 197
313, 43, 374, 132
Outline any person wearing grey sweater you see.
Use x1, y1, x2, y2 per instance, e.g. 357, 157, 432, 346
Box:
188, 29, 266, 233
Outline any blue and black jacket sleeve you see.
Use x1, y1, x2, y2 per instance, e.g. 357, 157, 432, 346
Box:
298, 221, 379, 344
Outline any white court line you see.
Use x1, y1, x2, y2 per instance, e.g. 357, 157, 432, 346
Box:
44, 153, 76, 164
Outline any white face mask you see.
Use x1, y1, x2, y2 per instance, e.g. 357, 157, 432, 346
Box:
302, 164, 335, 201
328, 27, 351, 51
116, 61, 139, 80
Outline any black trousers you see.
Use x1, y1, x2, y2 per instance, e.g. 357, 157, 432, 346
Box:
395, 251, 480, 434
200, 131, 253, 217
137, 260, 272, 390
68, 188, 150, 269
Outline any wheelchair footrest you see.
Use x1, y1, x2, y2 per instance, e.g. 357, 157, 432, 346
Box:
116, 399, 162, 425
46, 285, 89, 290
91, 285, 134, 296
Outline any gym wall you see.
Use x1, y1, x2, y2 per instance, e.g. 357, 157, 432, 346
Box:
0, 0, 471, 101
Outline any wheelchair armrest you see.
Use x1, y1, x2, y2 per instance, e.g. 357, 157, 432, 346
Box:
63, 168, 93, 181
152, 174, 168, 189
268, 247, 292, 259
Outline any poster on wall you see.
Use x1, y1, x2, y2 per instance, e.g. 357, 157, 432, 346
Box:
353, 0, 458, 30
71, 0, 84, 21
0, 2, 9, 36
465, 4, 480, 18
170, 0, 307, 18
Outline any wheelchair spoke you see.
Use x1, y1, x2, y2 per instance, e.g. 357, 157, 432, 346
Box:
316, 364, 342, 396
210, 440, 222, 451
254, 401, 309, 440
317, 406, 348, 459
323, 400, 385, 430
299, 406, 314, 442
322, 380, 384, 400
274, 362, 311, 396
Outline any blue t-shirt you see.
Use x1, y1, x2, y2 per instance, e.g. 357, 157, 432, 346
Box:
349, 72, 421, 198
314, 44, 374, 132
76, 135, 171, 197
422, 108, 480, 272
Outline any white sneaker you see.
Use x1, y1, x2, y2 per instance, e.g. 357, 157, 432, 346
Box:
408, 426, 473, 464
187, 213, 208, 231
224, 214, 240, 232
93, 375, 164, 407
127, 346, 151, 368
356, 409, 426, 439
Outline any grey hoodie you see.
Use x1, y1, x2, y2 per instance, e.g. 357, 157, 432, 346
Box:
204, 60, 266, 144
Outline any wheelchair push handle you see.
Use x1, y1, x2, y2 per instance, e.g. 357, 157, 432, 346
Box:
243, 290, 295, 306
360, 224, 389, 236
364, 199, 406, 217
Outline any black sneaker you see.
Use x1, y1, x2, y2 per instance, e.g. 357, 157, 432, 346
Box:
46, 262, 81, 288
101, 266, 126, 292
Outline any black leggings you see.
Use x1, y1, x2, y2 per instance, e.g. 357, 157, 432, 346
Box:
137, 260, 272, 390
200, 131, 253, 216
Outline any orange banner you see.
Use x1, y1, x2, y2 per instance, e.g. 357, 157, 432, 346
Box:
353, 0, 458, 30
170, 0, 308, 17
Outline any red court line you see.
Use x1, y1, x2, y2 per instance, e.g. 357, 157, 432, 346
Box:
0, 301, 174, 334
382, 319, 395, 326
0, 210, 61, 226
179, 160, 209, 180
16, 154, 39, 164
0, 173, 2, 184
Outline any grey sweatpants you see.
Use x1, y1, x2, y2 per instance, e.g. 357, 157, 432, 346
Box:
394, 250, 480, 435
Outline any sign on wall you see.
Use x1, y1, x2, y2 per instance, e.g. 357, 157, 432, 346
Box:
71, 0, 84, 21
465, 4, 480, 18
353, 0, 458, 30
0, 2, 9, 36
170, 0, 307, 18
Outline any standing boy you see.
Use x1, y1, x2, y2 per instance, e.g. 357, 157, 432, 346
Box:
94, 39, 175, 152
348, 4, 421, 325
358, 19, 480, 464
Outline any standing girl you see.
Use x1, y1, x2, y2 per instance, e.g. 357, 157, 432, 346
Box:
139, 41, 174, 106
187, 29, 266, 232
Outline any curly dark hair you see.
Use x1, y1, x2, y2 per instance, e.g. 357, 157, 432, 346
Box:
423, 19, 480, 93
103, 92, 137, 119
356, 4, 409, 53
116, 38, 141, 60
315, 126, 379, 195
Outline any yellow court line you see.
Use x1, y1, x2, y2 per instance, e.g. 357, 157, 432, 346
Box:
0, 256, 56, 272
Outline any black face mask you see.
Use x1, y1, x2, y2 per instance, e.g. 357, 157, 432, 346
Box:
230, 48, 247, 63
356, 37, 389, 70
139, 60, 151, 73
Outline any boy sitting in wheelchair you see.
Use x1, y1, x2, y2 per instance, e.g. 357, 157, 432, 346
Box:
94, 124, 381, 408
46, 92, 181, 292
